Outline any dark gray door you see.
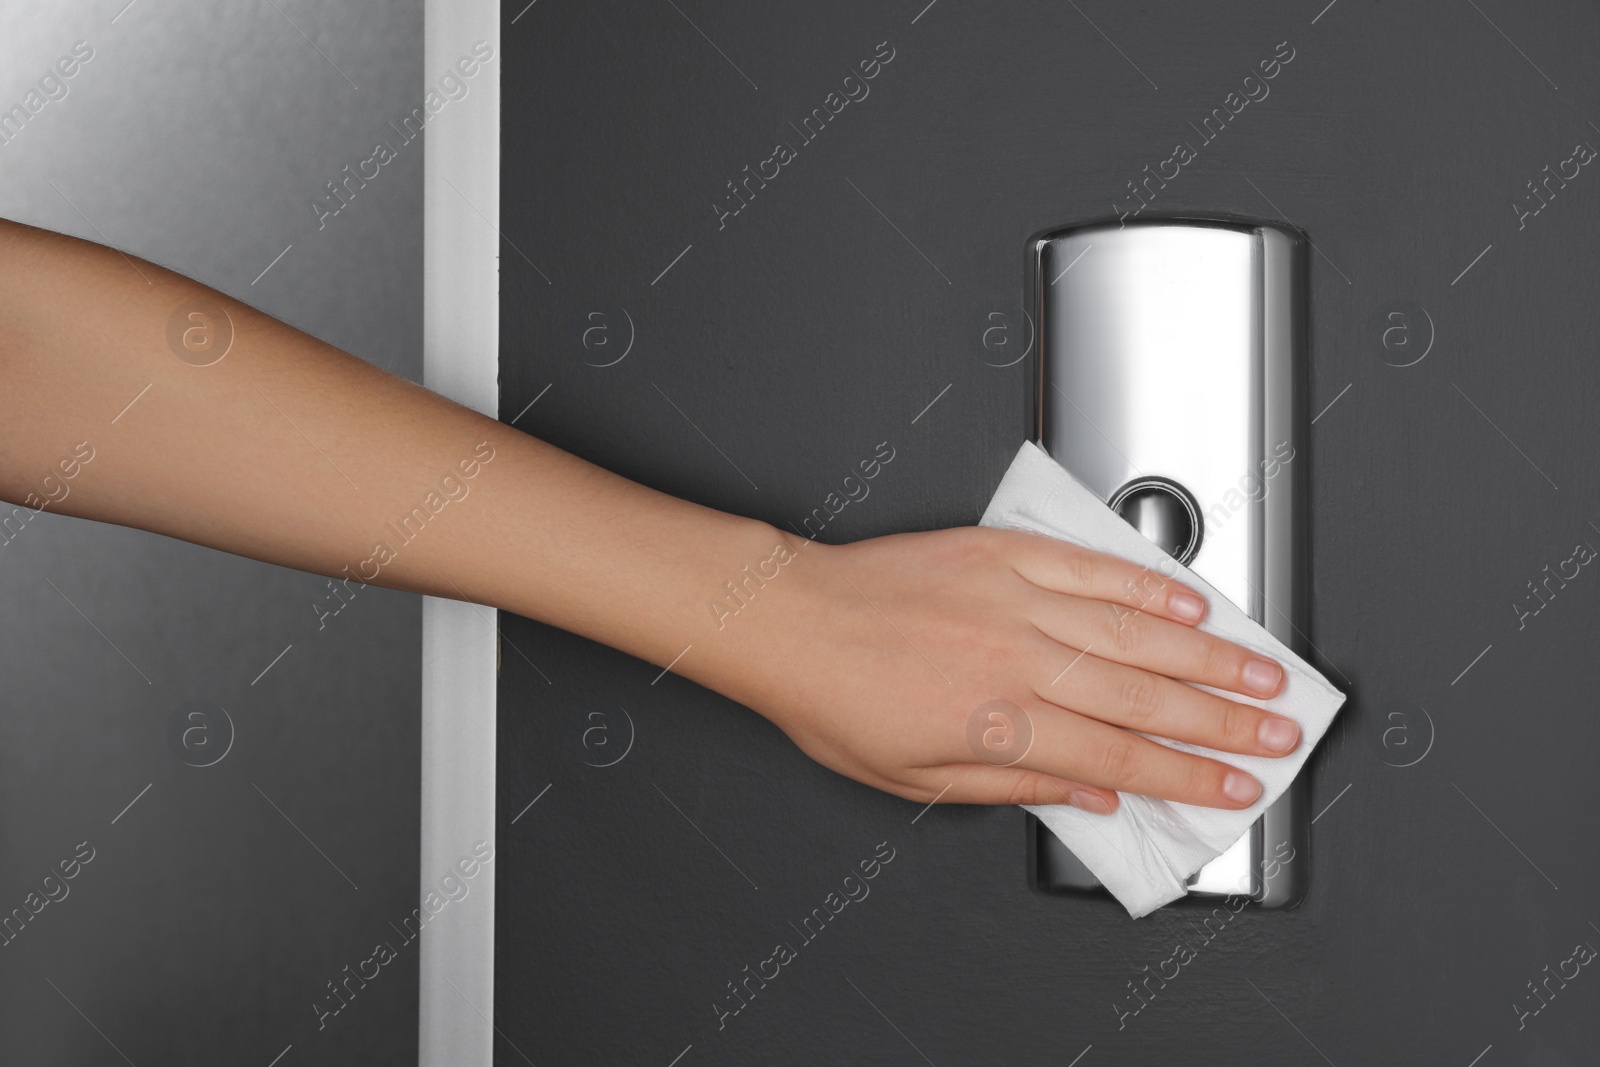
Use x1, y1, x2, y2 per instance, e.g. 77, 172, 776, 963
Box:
497, 1, 1600, 1062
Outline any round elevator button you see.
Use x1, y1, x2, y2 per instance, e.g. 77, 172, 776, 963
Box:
1108, 477, 1203, 566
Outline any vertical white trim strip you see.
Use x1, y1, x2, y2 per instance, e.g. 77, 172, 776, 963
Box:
421, 0, 499, 1063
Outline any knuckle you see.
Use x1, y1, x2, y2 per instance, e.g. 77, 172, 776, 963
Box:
1097, 737, 1139, 784
1119, 675, 1162, 725
936, 527, 995, 570
1110, 609, 1145, 655
898, 773, 950, 804
1220, 700, 1254, 748
1198, 635, 1233, 680
950, 527, 995, 565
1068, 549, 1095, 590
1126, 568, 1163, 607
1003, 774, 1047, 807
1180, 758, 1215, 803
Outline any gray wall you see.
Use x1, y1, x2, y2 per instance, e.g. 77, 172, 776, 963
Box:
496, 0, 1600, 1064
0, 3, 422, 1063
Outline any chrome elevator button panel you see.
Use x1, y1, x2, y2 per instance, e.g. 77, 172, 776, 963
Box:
1028, 215, 1311, 908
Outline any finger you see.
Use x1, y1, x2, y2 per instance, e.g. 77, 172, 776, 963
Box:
1034, 644, 1301, 757
1030, 590, 1286, 699
1015, 701, 1264, 809
996, 527, 1209, 625
930, 763, 1121, 814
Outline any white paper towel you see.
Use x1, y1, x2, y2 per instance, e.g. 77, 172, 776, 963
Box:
980, 441, 1346, 918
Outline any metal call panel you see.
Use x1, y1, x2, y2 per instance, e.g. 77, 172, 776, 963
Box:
1027, 216, 1310, 907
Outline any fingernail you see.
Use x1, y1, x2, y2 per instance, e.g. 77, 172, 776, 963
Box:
1169, 591, 1205, 622
1242, 658, 1282, 695
1258, 717, 1300, 753
1223, 771, 1261, 804
1069, 790, 1113, 816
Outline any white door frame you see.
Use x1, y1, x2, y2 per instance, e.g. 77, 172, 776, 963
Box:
420, 0, 499, 1062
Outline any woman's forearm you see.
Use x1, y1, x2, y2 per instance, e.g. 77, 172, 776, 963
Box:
0, 216, 776, 673
0, 215, 1308, 815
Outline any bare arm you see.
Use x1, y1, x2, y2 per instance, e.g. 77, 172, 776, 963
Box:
0, 216, 1299, 814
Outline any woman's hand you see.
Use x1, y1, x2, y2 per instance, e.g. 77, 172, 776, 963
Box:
696, 524, 1298, 816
